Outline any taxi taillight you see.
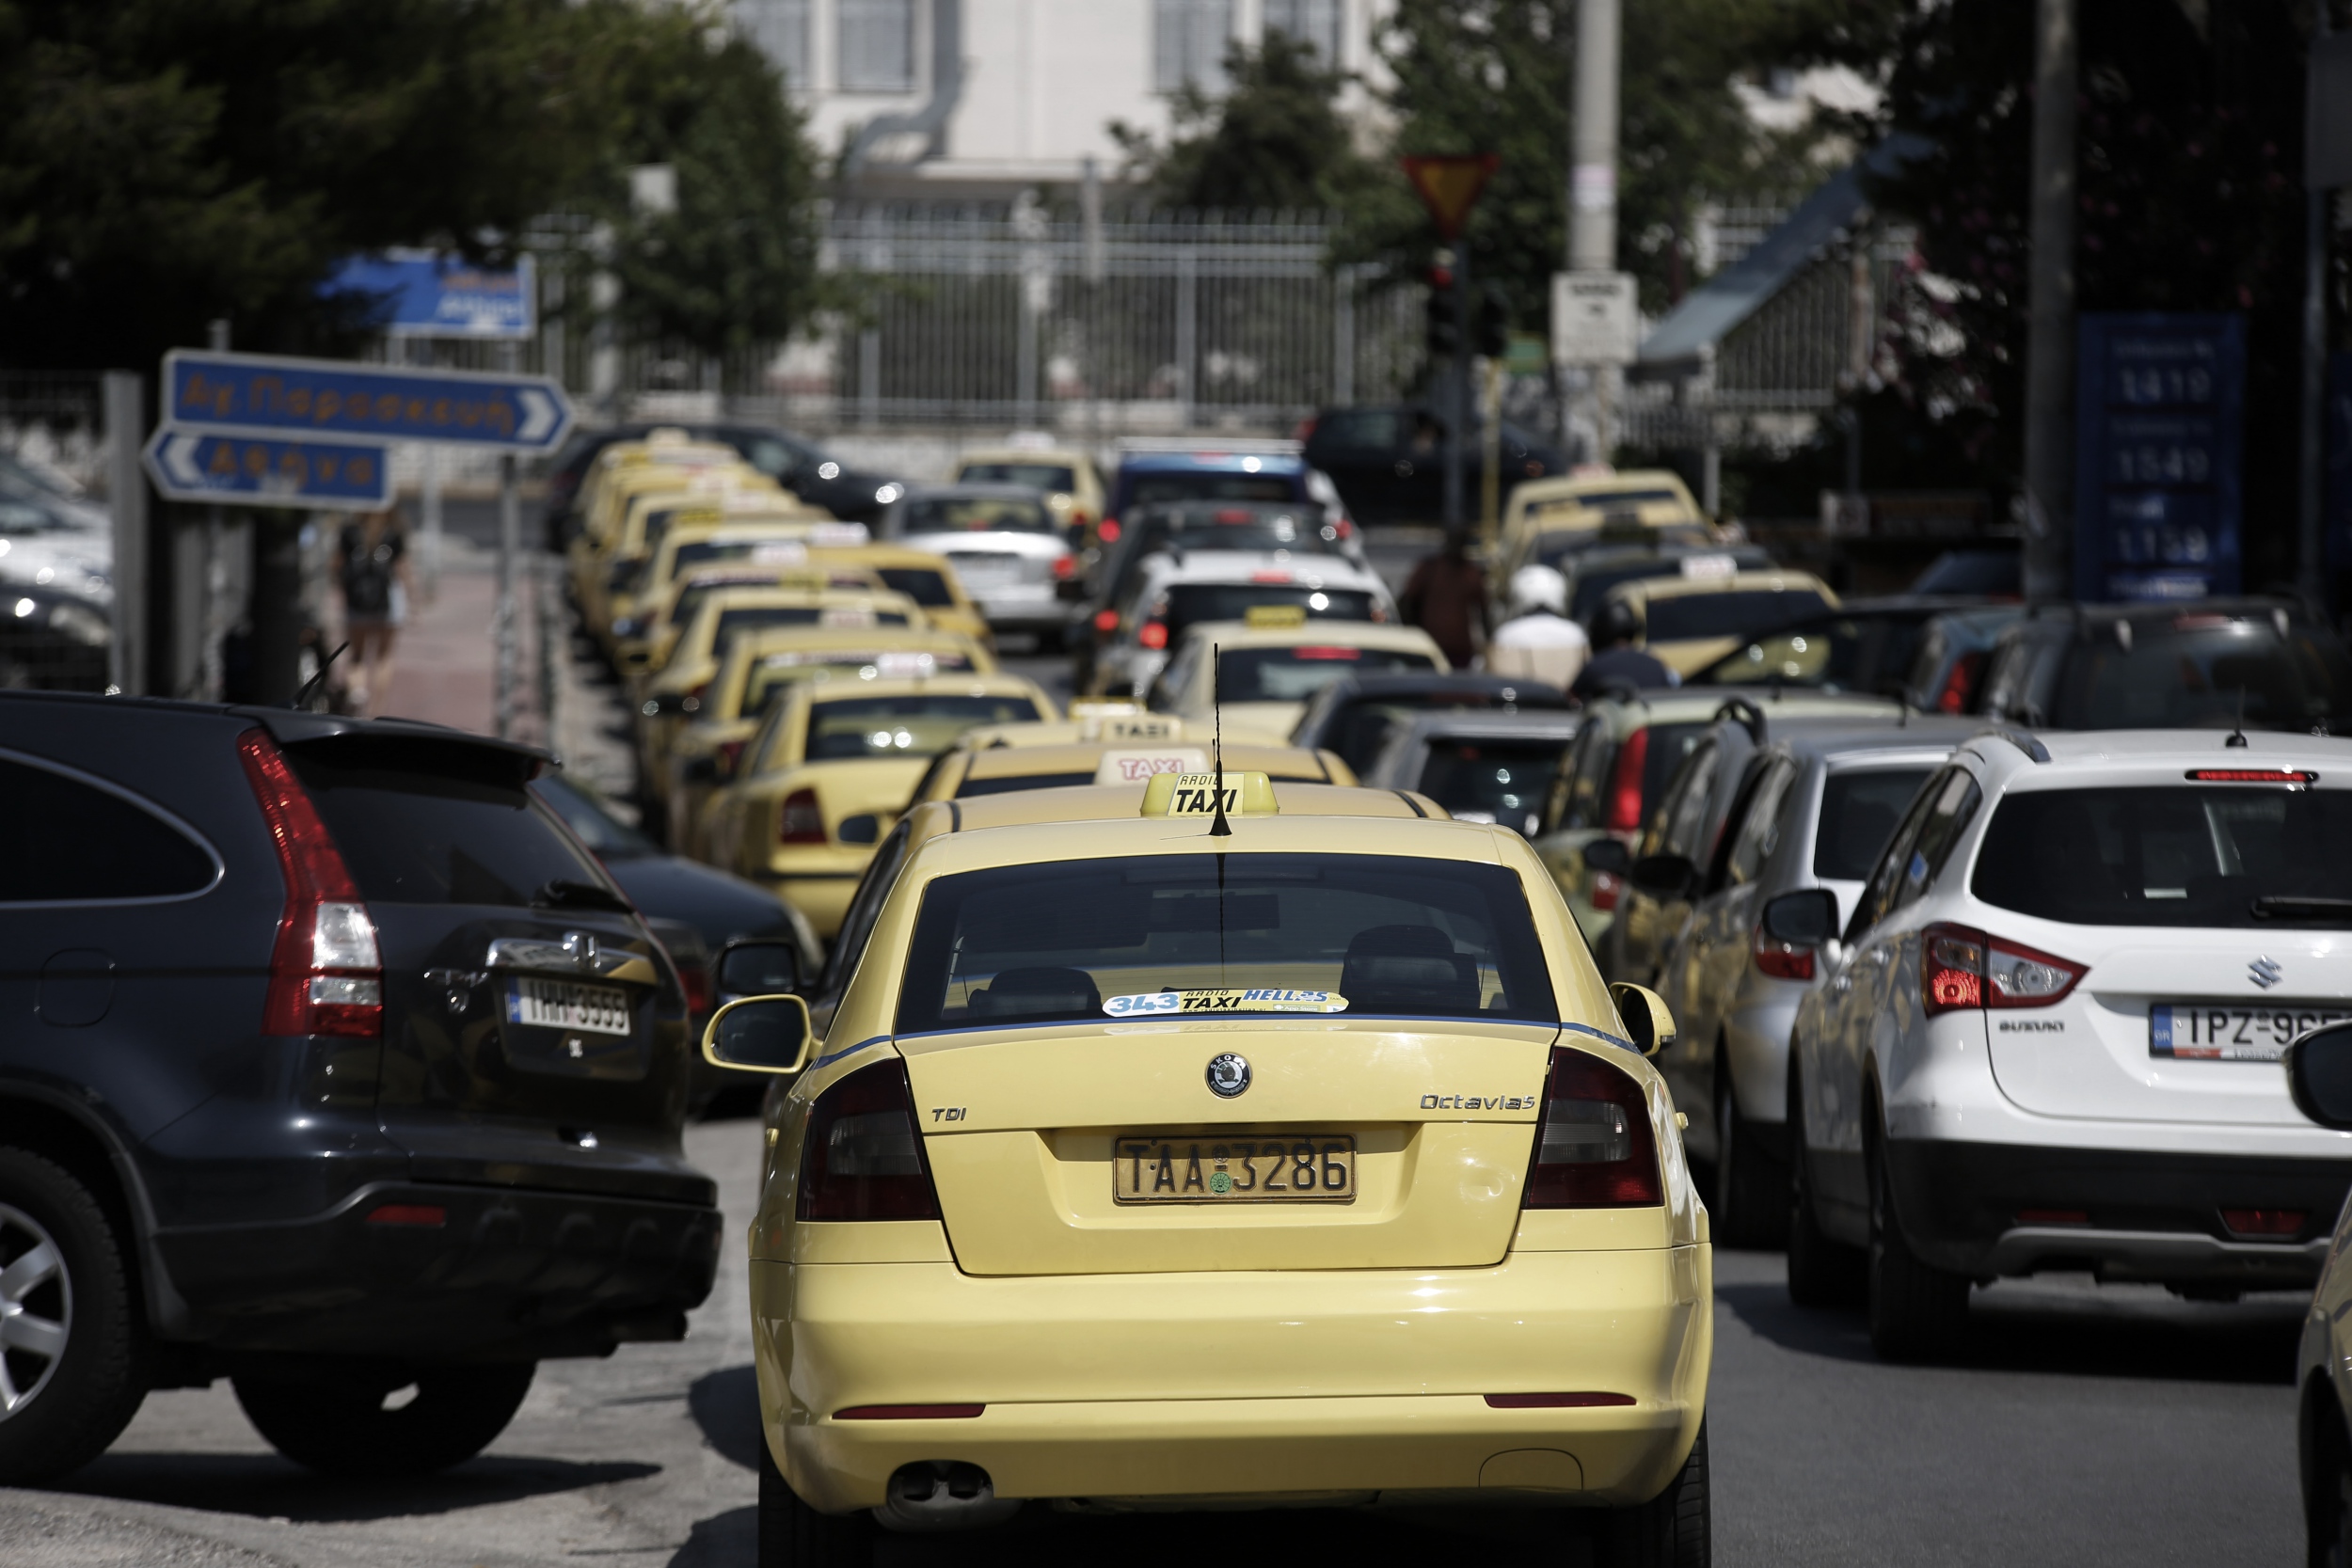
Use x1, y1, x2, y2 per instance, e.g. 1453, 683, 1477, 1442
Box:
798, 1060, 942, 1221
1522, 1048, 1661, 1208
779, 787, 827, 845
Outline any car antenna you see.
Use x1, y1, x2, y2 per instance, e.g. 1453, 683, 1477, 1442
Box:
2227, 685, 2249, 748
291, 641, 350, 712
1210, 646, 1232, 837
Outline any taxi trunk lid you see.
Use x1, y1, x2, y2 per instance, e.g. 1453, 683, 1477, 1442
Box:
898, 1018, 1556, 1275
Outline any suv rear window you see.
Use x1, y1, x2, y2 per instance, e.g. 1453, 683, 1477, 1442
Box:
1972, 784, 2352, 927
1163, 584, 1375, 643
1219, 644, 1438, 703
289, 742, 603, 907
2048, 621, 2352, 732
897, 853, 1556, 1033
1128, 473, 1297, 506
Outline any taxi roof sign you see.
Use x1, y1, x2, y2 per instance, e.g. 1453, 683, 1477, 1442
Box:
1142, 771, 1279, 817
1245, 603, 1310, 629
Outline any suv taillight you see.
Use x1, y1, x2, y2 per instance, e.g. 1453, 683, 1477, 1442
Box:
1604, 729, 1648, 834
779, 787, 827, 845
798, 1060, 942, 1220
1922, 922, 2084, 1016
1522, 1048, 1662, 1208
237, 730, 382, 1038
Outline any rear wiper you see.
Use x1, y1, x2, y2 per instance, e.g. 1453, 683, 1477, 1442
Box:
533, 879, 635, 914
2250, 895, 2352, 920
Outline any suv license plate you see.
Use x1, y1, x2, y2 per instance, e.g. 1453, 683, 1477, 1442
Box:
507, 977, 632, 1037
2150, 1003, 2350, 1062
1113, 1136, 1356, 1204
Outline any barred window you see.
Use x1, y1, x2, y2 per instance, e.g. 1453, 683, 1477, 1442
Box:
840, 0, 916, 92
1154, 0, 1233, 93
735, 0, 811, 87
1263, 0, 1342, 64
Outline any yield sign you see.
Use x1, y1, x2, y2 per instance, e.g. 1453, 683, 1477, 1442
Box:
1400, 153, 1500, 239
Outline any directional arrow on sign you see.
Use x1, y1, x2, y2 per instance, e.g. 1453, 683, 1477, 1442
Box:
140, 428, 393, 512
163, 348, 574, 452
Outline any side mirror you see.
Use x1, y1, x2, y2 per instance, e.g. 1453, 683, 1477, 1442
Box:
1609, 982, 1678, 1058
1760, 887, 1839, 946
1582, 838, 1630, 876
1629, 853, 1696, 901
715, 938, 802, 1002
2285, 1022, 2352, 1130
701, 995, 813, 1076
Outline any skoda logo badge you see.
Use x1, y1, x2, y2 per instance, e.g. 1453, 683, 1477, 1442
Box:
1205, 1053, 1251, 1099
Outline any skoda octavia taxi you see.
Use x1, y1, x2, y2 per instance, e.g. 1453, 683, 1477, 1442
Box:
706, 771, 1713, 1564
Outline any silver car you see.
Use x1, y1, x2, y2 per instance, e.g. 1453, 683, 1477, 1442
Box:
1360, 709, 1581, 835
1639, 717, 1979, 1243
878, 483, 1075, 641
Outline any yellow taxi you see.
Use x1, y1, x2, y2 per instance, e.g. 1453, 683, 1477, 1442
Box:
951, 443, 1107, 545
699, 673, 1057, 937
699, 769, 1711, 1559
608, 506, 866, 650
657, 626, 994, 855
1145, 613, 1450, 740
812, 544, 992, 648
1597, 569, 1839, 678
633, 568, 913, 681
907, 735, 1355, 804
571, 448, 774, 625
1498, 469, 1708, 566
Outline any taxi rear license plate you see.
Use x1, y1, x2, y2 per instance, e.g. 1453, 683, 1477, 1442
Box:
1113, 1136, 1356, 1203
2150, 1003, 2350, 1062
506, 977, 632, 1036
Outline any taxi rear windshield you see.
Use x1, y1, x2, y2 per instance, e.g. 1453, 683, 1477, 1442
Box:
714, 606, 910, 647
808, 693, 1044, 759
1644, 589, 1832, 642
895, 853, 1556, 1033
1165, 584, 1375, 642
1971, 785, 2352, 927
744, 652, 973, 716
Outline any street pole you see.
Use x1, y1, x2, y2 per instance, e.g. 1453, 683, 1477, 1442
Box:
1571, 0, 1622, 463
495, 340, 521, 739
2300, 6, 2332, 613
2023, 0, 2078, 602
1445, 246, 1470, 536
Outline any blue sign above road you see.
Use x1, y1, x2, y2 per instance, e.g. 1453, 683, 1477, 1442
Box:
321, 249, 536, 340
140, 429, 392, 512
163, 349, 573, 452
2074, 313, 2246, 602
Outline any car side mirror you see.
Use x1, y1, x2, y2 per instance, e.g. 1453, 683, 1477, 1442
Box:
1609, 982, 1678, 1058
715, 938, 802, 1001
1760, 888, 1839, 946
702, 995, 813, 1075
1582, 838, 1630, 876
1629, 853, 1697, 901
2285, 1022, 2352, 1130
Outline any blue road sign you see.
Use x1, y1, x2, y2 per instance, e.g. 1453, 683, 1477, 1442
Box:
163, 349, 572, 452
321, 249, 536, 340
2074, 313, 2246, 602
140, 429, 391, 512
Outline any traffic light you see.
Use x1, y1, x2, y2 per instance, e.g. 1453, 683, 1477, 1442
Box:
1424, 267, 1460, 358
1474, 281, 1510, 358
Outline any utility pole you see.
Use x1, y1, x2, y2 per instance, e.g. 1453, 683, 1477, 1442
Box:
1570, 0, 1622, 462
2022, 0, 2078, 602
2302, 7, 2340, 612
1445, 245, 1471, 535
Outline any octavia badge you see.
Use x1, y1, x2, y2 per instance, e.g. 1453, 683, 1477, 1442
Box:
2249, 956, 2283, 990
1205, 1053, 1251, 1099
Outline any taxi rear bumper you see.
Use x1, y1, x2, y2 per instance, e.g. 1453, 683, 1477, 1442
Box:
753, 1243, 1711, 1512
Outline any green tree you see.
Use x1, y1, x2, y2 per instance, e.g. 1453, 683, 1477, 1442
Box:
1109, 33, 1380, 213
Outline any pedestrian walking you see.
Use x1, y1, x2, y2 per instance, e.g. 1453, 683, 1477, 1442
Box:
1485, 564, 1590, 690
1399, 532, 1487, 670
336, 504, 414, 717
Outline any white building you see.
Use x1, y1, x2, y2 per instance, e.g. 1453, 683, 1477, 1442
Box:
733, 0, 1394, 199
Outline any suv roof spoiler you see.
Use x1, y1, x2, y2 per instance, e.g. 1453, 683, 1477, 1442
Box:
1969, 724, 2050, 764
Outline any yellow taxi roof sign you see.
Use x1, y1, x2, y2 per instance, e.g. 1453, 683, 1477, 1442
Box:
1245, 603, 1309, 629
1142, 770, 1279, 817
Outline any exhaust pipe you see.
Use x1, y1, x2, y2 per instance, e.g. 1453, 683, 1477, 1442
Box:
874, 1460, 1023, 1532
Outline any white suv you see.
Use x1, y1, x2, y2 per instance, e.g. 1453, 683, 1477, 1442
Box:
1784, 726, 2352, 1358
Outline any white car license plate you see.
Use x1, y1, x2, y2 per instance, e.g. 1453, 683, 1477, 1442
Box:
948, 556, 1021, 585
506, 977, 632, 1036
2149, 1003, 2351, 1062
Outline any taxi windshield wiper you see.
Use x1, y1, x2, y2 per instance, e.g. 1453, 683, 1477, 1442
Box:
2251, 895, 2352, 920
533, 879, 634, 914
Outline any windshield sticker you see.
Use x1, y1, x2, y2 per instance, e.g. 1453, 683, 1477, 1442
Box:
1104, 989, 1349, 1018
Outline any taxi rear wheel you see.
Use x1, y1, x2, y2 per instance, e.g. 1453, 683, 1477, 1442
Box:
757, 1437, 870, 1568
1597, 1419, 1708, 1567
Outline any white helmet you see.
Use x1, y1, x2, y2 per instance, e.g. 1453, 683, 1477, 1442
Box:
1507, 564, 1568, 618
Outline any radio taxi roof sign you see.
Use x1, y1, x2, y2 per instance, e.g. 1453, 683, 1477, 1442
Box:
163, 348, 572, 452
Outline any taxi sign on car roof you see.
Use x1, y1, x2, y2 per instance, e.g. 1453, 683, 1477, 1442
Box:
1142, 771, 1279, 816
1085, 712, 1183, 742
1245, 604, 1309, 629
1094, 747, 1209, 784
